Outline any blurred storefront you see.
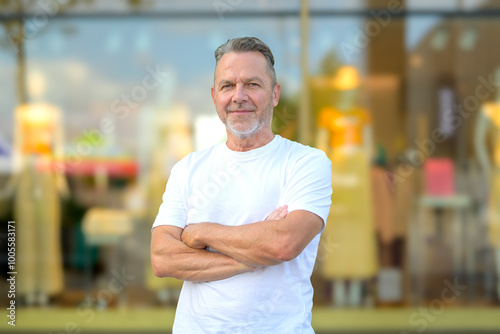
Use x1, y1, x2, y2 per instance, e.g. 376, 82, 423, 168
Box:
1, 0, 500, 333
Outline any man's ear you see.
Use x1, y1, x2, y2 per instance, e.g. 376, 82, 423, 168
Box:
272, 83, 281, 107
211, 86, 216, 105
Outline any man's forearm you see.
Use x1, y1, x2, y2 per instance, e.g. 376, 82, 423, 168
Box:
151, 225, 258, 282
201, 221, 287, 266
154, 245, 255, 282
182, 210, 323, 267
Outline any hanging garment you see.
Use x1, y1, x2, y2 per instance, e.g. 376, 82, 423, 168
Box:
318, 107, 378, 279
15, 158, 64, 296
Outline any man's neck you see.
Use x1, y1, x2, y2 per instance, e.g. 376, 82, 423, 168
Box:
226, 130, 275, 152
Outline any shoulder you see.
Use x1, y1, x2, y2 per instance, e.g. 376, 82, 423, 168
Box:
277, 136, 330, 165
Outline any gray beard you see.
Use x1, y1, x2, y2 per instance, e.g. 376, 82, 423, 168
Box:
227, 114, 267, 139
225, 101, 273, 139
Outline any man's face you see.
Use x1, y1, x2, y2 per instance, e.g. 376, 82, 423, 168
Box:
211, 52, 280, 139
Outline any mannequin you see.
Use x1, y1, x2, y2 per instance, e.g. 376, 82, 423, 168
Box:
474, 66, 500, 301
2, 71, 69, 306
317, 66, 378, 307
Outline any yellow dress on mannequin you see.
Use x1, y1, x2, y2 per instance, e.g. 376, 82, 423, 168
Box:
480, 102, 500, 249
318, 106, 378, 279
14, 104, 65, 303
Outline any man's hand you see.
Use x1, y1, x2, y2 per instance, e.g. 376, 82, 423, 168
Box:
181, 223, 209, 249
182, 205, 289, 249
265, 204, 288, 221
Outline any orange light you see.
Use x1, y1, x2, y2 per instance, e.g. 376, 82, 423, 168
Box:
331, 66, 360, 90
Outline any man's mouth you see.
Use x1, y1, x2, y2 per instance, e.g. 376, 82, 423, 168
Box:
228, 109, 255, 115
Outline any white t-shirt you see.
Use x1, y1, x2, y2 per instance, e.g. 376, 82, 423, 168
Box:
153, 135, 332, 334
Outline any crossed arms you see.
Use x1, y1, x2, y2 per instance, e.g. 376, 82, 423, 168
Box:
150, 206, 323, 283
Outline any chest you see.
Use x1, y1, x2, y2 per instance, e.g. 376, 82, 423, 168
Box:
185, 156, 285, 226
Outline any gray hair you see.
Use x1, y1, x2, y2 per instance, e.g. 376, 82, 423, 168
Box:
214, 37, 277, 87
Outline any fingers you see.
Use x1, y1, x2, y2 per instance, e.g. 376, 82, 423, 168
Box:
277, 205, 288, 219
265, 205, 288, 221
266, 206, 282, 220
181, 224, 206, 249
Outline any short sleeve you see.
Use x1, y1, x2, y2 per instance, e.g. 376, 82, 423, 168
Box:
152, 162, 188, 230
281, 149, 332, 230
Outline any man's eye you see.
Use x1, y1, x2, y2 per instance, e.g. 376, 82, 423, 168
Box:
249, 83, 258, 86
222, 84, 231, 89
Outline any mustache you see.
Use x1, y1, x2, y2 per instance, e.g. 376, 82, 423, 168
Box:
226, 103, 257, 112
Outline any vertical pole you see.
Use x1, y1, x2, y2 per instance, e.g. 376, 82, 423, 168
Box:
299, 0, 310, 145
15, 1, 27, 104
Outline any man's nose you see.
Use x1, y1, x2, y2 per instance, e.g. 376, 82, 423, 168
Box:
232, 84, 248, 103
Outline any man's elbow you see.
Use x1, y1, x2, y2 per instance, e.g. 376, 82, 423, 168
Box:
274, 251, 295, 263
151, 253, 175, 278
273, 241, 302, 262
151, 256, 166, 278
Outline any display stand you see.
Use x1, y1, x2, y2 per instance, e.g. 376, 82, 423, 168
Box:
409, 159, 474, 304
82, 208, 133, 309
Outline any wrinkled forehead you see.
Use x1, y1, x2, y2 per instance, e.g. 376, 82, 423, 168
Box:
214, 52, 271, 84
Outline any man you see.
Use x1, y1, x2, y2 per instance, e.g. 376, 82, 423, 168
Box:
151, 37, 332, 333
